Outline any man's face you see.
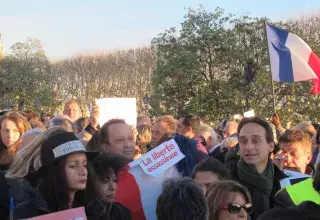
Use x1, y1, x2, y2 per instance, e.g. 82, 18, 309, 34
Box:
194, 171, 219, 195
238, 123, 274, 169
151, 122, 168, 147
176, 118, 188, 135
63, 103, 81, 122
196, 132, 212, 150
223, 124, 237, 139
102, 123, 135, 160
279, 142, 312, 173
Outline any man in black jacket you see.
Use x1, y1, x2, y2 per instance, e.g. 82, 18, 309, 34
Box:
227, 117, 287, 220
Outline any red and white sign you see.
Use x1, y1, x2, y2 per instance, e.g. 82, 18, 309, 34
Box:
26, 207, 87, 220
138, 139, 185, 176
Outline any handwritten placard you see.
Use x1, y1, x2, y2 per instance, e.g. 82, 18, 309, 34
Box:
26, 207, 87, 220
138, 139, 185, 176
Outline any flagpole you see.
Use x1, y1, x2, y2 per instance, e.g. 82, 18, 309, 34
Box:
264, 19, 276, 113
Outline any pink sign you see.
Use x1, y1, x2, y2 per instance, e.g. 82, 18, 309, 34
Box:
26, 207, 87, 220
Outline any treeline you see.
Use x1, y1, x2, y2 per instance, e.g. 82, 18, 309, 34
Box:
0, 7, 319, 122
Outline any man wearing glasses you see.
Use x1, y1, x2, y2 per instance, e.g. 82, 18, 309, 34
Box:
274, 130, 313, 175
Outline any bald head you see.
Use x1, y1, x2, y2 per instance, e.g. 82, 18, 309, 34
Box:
223, 121, 238, 139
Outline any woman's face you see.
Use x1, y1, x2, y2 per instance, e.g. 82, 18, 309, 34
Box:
218, 192, 249, 220
1, 119, 21, 149
65, 153, 88, 192
96, 171, 117, 204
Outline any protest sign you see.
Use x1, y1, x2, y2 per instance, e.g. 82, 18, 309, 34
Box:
137, 139, 185, 176
26, 207, 87, 220
244, 109, 255, 118
96, 98, 137, 126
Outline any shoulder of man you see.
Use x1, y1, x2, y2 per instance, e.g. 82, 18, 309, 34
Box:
173, 133, 208, 161
274, 187, 295, 208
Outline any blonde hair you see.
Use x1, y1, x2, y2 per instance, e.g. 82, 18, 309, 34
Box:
136, 123, 152, 154
296, 121, 316, 139
137, 123, 152, 145
155, 115, 177, 133
206, 180, 252, 220
6, 126, 67, 179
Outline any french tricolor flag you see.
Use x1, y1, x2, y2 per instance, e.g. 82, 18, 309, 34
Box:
115, 134, 208, 220
266, 23, 320, 94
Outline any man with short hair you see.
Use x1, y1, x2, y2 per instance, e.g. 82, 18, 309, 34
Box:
63, 100, 81, 123
176, 114, 202, 139
228, 117, 286, 220
223, 121, 238, 139
191, 158, 229, 194
151, 115, 177, 148
99, 119, 135, 161
156, 178, 208, 220
151, 115, 208, 177
274, 130, 313, 175
196, 125, 224, 162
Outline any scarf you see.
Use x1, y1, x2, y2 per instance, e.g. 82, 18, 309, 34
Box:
237, 159, 274, 219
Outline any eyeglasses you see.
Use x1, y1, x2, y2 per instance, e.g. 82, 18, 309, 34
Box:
220, 203, 253, 214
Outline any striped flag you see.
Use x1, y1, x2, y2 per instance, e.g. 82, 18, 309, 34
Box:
115, 134, 208, 220
266, 23, 320, 94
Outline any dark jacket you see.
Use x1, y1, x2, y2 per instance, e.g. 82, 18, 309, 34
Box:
0, 171, 9, 220
257, 201, 320, 220
224, 144, 240, 172
13, 188, 51, 219
275, 178, 320, 208
227, 157, 287, 219
86, 199, 131, 220
208, 144, 226, 163
173, 133, 208, 177
7, 177, 35, 207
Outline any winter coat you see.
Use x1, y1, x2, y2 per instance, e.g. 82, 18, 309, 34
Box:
86, 199, 131, 220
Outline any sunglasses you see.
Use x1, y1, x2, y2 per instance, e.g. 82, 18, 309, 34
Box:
220, 203, 253, 214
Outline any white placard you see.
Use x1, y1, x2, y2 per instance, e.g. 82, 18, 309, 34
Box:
96, 98, 137, 126
138, 139, 185, 176
244, 109, 255, 118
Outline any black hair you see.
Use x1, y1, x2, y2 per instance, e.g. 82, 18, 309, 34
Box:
38, 158, 84, 212
238, 117, 274, 143
85, 154, 128, 202
191, 158, 230, 180
156, 178, 208, 220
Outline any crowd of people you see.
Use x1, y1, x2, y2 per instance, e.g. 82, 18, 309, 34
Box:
0, 100, 319, 220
